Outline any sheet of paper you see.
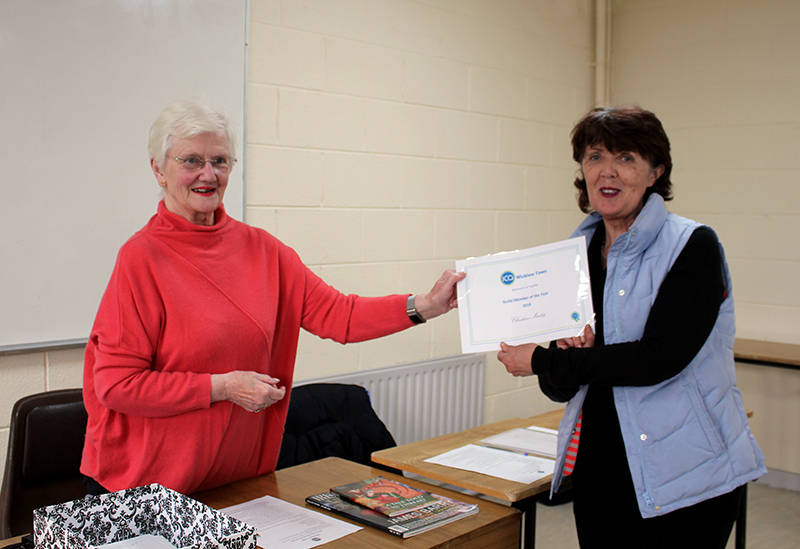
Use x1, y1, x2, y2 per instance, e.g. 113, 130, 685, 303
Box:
456, 237, 594, 353
95, 535, 177, 549
424, 444, 555, 484
480, 427, 558, 458
221, 495, 360, 548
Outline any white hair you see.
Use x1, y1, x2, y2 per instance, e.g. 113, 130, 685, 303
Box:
148, 97, 236, 169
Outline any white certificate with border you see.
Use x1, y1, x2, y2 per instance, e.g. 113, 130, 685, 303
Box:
456, 237, 594, 353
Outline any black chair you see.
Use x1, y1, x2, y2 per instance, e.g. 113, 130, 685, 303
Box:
0, 389, 88, 538
277, 383, 399, 474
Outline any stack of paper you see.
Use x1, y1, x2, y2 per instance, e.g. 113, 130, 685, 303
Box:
479, 426, 558, 459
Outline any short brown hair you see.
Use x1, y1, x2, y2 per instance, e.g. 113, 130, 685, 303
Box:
571, 105, 673, 213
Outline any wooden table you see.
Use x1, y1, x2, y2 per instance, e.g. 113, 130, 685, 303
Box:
372, 409, 563, 548
0, 458, 519, 549
192, 456, 521, 549
734, 338, 800, 370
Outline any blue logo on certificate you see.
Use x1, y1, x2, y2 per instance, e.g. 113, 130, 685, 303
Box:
500, 271, 515, 285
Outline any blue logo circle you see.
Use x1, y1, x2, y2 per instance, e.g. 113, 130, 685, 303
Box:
500, 271, 515, 285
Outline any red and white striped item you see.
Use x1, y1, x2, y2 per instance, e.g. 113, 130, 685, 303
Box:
562, 411, 582, 476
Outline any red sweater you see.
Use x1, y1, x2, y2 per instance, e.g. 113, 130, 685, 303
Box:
81, 202, 412, 494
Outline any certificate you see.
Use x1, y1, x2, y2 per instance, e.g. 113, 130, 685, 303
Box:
456, 237, 594, 353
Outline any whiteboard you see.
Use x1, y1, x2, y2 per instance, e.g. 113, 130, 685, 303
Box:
0, 0, 247, 351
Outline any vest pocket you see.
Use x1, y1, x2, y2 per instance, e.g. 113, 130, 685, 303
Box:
687, 384, 726, 458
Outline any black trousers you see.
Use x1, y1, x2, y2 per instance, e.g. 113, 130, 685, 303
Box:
571, 466, 744, 549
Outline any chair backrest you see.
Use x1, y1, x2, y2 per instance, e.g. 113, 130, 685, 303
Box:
277, 383, 397, 471
0, 389, 88, 538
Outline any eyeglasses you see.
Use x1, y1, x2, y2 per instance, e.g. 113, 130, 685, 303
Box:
173, 155, 237, 173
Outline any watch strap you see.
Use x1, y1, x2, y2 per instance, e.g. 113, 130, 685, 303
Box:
406, 295, 426, 325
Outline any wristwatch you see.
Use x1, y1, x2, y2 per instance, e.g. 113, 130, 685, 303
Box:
406, 295, 427, 325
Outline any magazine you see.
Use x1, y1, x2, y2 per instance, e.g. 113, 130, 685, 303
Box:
330, 476, 439, 517
306, 491, 478, 538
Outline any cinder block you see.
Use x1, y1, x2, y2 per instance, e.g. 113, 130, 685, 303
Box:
364, 100, 437, 156
326, 38, 403, 101
613, 3, 726, 53
495, 211, 550, 253
323, 152, 404, 208
397, 259, 456, 293
317, 262, 402, 297
359, 326, 432, 369
403, 53, 469, 110
467, 162, 526, 210
548, 211, 587, 241
362, 210, 435, 262
246, 146, 324, 207
249, 24, 325, 89
732, 303, 769, 341
281, 0, 368, 42
45, 349, 84, 390
549, 123, 575, 170
696, 214, 770, 262
527, 78, 577, 125
245, 206, 277, 234
400, 157, 470, 210
435, 210, 496, 259
767, 306, 800, 347
726, 78, 800, 126
430, 312, 463, 358
484, 387, 545, 423
525, 166, 578, 212
279, 89, 365, 151
365, 0, 439, 54
275, 208, 363, 265
435, 109, 498, 162
726, 1, 800, 41
498, 118, 551, 167
293, 330, 360, 379
550, 41, 593, 89
249, 0, 281, 25
247, 85, 279, 145
0, 353, 47, 431
470, 66, 526, 118
437, 11, 498, 67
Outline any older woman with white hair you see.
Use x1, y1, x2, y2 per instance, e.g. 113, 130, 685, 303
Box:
81, 97, 464, 496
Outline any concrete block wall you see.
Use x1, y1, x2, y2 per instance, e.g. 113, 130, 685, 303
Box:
244, 0, 595, 425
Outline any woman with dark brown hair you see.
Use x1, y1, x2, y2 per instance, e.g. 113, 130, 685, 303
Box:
498, 105, 765, 548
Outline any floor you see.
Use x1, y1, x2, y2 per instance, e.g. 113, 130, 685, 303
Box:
534, 482, 800, 549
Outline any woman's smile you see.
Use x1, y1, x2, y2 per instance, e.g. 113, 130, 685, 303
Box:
151, 132, 231, 226
581, 145, 663, 234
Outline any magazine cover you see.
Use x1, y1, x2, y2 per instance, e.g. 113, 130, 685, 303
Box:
306, 491, 478, 538
330, 477, 440, 517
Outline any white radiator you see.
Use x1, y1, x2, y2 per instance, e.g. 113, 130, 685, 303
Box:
294, 354, 485, 446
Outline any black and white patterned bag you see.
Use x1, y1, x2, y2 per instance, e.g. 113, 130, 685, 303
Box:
33, 484, 256, 549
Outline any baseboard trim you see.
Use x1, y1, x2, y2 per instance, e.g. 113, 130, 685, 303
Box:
757, 468, 800, 492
